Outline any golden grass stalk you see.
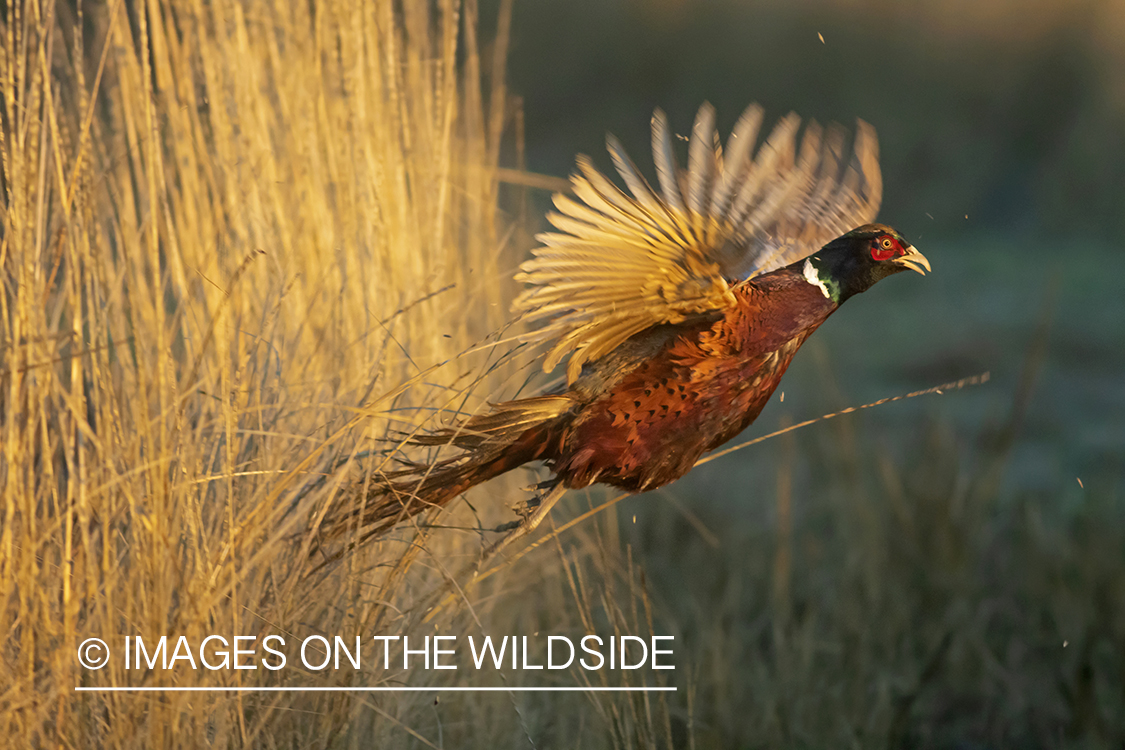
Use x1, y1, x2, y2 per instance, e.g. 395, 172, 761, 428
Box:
0, 0, 610, 745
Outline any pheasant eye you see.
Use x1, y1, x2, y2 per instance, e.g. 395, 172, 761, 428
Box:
871, 237, 897, 261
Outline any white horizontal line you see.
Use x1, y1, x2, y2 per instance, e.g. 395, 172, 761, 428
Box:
75, 686, 675, 693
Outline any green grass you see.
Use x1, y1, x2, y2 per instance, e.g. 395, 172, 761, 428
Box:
2, 1, 1122, 747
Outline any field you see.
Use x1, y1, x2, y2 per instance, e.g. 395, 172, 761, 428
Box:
2, 0, 1122, 747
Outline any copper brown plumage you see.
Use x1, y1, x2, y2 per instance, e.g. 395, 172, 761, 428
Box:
322, 103, 930, 546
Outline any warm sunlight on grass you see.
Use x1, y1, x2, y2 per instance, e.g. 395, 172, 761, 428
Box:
0, 0, 565, 744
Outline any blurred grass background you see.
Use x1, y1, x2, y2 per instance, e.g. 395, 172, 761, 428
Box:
1, 0, 1122, 747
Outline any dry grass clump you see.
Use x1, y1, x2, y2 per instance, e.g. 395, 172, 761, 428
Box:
0, 0, 612, 745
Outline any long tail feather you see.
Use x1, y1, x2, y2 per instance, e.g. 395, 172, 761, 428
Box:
321, 396, 574, 541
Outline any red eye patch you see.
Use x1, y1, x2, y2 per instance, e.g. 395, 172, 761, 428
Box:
871, 236, 905, 261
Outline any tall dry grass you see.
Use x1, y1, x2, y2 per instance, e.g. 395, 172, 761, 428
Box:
0, 0, 670, 746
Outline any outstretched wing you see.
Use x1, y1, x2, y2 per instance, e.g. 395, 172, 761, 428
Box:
513, 102, 882, 383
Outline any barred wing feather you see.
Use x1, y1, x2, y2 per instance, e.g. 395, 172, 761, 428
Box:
514, 102, 882, 383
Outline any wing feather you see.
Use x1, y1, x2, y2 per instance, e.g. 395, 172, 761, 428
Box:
605, 135, 663, 215
686, 102, 717, 218
651, 110, 687, 213
712, 104, 764, 218
514, 102, 883, 382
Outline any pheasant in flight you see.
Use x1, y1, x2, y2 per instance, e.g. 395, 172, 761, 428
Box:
327, 103, 930, 548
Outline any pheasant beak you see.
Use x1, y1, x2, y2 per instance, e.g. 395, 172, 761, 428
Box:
894, 246, 931, 275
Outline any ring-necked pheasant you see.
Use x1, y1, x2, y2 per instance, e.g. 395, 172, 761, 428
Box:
326, 102, 929, 550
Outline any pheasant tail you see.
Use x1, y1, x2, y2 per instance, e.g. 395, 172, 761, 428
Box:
324, 396, 574, 539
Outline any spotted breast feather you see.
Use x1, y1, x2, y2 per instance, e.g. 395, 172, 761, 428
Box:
554, 269, 837, 492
